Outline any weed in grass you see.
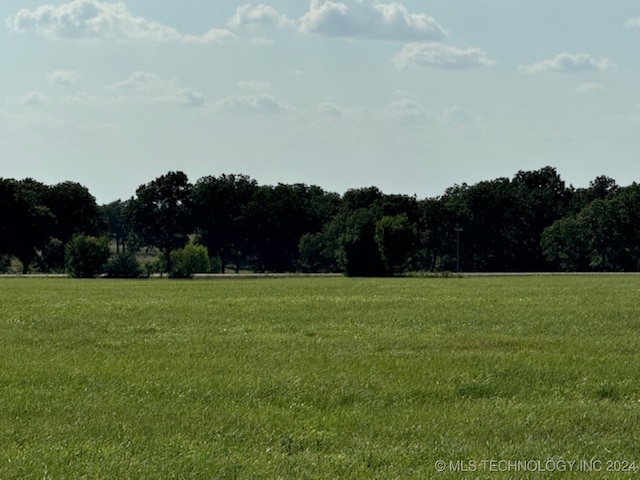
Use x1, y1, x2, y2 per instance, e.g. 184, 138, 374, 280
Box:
456, 381, 499, 400
595, 383, 621, 401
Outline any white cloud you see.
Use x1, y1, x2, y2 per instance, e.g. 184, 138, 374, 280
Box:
393, 42, 495, 70
183, 29, 237, 44
238, 80, 272, 90
520, 53, 617, 74
392, 89, 412, 98
249, 36, 274, 45
228, 4, 294, 29
19, 91, 48, 106
62, 92, 126, 106
442, 106, 477, 123
387, 98, 429, 124
214, 93, 294, 115
7, 0, 235, 44
576, 83, 606, 94
300, 0, 446, 41
48, 70, 80, 86
108, 71, 173, 94
603, 109, 640, 124
172, 89, 206, 108
317, 102, 343, 117
625, 17, 640, 28
107, 72, 205, 108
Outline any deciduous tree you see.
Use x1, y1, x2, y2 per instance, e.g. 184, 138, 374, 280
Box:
130, 171, 193, 273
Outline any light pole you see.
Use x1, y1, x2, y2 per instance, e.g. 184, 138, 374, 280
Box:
455, 224, 463, 275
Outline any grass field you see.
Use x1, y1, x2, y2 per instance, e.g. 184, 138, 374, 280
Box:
1, 276, 640, 478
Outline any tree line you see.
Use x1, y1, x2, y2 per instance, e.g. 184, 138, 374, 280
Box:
1, 167, 638, 277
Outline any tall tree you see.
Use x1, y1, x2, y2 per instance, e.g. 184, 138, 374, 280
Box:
192, 174, 258, 273
340, 208, 385, 276
440, 178, 522, 271
569, 175, 620, 214
342, 186, 383, 211
130, 171, 193, 273
511, 166, 571, 270
542, 183, 640, 271
375, 214, 417, 275
245, 183, 340, 272
100, 199, 135, 254
541, 216, 590, 271
0, 178, 54, 273
43, 181, 102, 244
419, 197, 458, 272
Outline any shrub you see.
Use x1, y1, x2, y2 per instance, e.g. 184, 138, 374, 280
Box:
374, 214, 417, 275
298, 232, 340, 273
65, 235, 111, 278
105, 252, 143, 278
169, 243, 211, 278
0, 254, 11, 273
31, 237, 65, 273
143, 255, 166, 278
209, 255, 222, 274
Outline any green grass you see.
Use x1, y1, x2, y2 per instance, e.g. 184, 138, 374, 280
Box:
1, 276, 640, 478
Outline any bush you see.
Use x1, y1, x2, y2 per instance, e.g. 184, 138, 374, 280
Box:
374, 214, 417, 275
31, 237, 65, 273
298, 232, 340, 273
143, 255, 166, 278
65, 235, 111, 278
170, 243, 211, 278
209, 255, 222, 274
105, 252, 143, 278
0, 254, 11, 273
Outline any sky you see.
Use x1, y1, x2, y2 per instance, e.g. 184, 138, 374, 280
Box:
1, 0, 640, 204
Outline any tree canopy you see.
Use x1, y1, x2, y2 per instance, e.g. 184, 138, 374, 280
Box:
3, 166, 640, 276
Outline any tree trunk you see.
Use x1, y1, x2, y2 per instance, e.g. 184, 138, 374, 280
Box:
220, 252, 226, 274
164, 247, 172, 276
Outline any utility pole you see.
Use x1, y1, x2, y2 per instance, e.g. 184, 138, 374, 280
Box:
455, 224, 463, 275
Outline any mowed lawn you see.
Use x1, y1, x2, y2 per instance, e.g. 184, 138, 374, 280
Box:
1, 276, 640, 478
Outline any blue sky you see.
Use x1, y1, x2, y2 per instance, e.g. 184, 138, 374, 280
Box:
2, 0, 640, 203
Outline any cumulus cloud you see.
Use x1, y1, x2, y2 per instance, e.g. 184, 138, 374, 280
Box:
238, 80, 272, 90
576, 83, 606, 94
625, 17, 640, 28
19, 91, 48, 106
443, 106, 477, 123
108, 72, 205, 108
214, 93, 294, 115
249, 36, 274, 45
299, 0, 446, 41
47, 70, 80, 85
228, 4, 294, 29
6, 0, 235, 43
387, 98, 429, 125
520, 53, 617, 73
62, 92, 126, 106
172, 89, 206, 108
393, 42, 495, 70
184, 29, 236, 44
317, 102, 343, 117
108, 71, 172, 94
603, 112, 640, 124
